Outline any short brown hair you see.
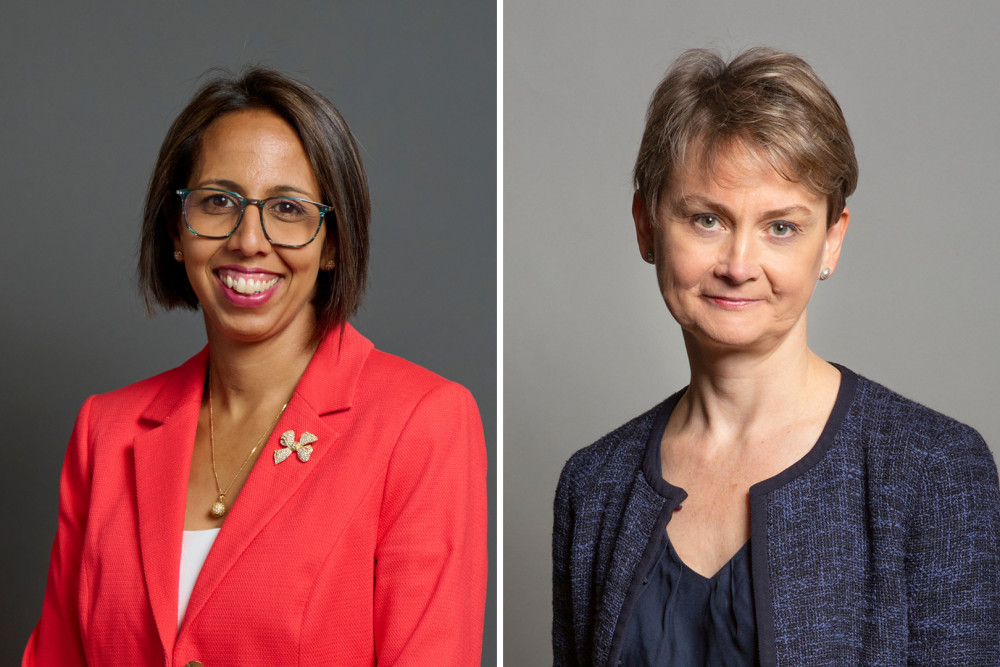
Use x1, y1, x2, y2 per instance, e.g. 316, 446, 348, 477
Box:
138, 67, 370, 336
633, 47, 858, 226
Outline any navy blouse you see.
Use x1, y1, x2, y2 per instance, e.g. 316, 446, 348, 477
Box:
621, 536, 757, 665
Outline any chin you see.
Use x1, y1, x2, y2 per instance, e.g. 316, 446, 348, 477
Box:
222, 329, 275, 344
205, 302, 319, 346
204, 310, 282, 344
684, 321, 773, 351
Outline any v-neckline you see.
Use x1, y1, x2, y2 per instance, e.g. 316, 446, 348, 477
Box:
666, 536, 751, 582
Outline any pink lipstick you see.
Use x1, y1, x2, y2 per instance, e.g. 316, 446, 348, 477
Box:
215, 266, 282, 307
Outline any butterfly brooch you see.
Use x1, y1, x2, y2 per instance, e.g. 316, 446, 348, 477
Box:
274, 430, 317, 464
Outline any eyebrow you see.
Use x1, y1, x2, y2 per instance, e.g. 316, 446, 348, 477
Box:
669, 194, 814, 222
195, 179, 316, 199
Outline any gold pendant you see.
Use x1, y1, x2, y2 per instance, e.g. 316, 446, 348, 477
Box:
210, 496, 226, 518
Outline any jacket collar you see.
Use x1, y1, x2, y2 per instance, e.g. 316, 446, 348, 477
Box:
139, 323, 373, 426
133, 323, 374, 654
288, 323, 373, 416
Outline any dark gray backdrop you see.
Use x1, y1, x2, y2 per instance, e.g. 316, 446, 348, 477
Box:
505, 0, 1000, 662
1, 2, 496, 664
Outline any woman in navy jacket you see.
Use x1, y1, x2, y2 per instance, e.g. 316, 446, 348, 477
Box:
553, 47, 1000, 666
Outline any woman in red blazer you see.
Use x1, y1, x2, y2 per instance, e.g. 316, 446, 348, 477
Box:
24, 69, 487, 667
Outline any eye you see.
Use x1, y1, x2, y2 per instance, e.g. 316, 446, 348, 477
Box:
267, 198, 310, 221
694, 214, 722, 230
770, 221, 797, 237
195, 191, 239, 213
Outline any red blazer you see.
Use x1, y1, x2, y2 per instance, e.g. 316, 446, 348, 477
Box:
24, 324, 488, 666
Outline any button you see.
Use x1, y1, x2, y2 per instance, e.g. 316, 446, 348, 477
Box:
184, 662, 205, 667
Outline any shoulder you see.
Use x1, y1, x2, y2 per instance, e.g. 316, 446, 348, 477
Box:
301, 325, 480, 428
85, 348, 206, 426
357, 347, 479, 420
557, 401, 666, 503
92, 364, 186, 407
353, 347, 486, 492
844, 370, 990, 463
56, 348, 206, 466
838, 369, 997, 496
314, 329, 482, 444
847, 371, 975, 438
364, 347, 462, 396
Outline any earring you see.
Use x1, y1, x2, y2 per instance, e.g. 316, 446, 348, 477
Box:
819, 268, 831, 280
324, 260, 336, 270
644, 251, 655, 263
174, 250, 184, 262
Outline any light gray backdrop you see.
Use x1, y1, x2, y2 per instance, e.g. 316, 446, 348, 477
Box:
1, 3, 496, 664
504, 0, 1000, 662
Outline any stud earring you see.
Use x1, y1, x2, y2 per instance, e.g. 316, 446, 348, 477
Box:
819, 268, 831, 280
324, 260, 336, 270
644, 251, 655, 263
174, 250, 184, 262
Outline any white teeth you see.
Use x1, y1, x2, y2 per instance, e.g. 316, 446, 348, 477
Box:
221, 273, 278, 295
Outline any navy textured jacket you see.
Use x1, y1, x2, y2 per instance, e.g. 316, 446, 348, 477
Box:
553, 367, 1000, 666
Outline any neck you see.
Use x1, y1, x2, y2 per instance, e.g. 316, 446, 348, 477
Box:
675, 316, 834, 442
204, 315, 321, 416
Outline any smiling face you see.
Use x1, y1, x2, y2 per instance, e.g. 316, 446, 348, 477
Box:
174, 109, 333, 345
633, 144, 849, 353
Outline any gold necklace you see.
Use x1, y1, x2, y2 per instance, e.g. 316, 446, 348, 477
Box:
208, 379, 289, 518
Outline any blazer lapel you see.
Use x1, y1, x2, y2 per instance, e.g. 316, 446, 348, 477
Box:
179, 399, 341, 629
181, 324, 375, 629
133, 348, 209, 655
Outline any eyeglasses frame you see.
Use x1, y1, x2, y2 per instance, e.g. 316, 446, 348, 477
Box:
176, 187, 333, 248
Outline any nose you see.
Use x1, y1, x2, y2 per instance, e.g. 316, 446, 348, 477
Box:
714, 231, 759, 284
226, 203, 271, 256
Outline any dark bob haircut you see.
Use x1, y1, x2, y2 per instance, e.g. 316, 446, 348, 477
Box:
138, 67, 370, 337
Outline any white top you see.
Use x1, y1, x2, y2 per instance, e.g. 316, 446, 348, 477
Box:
178, 528, 221, 629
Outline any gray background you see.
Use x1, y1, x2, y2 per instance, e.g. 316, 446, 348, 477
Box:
505, 0, 1000, 662
0, 2, 495, 665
